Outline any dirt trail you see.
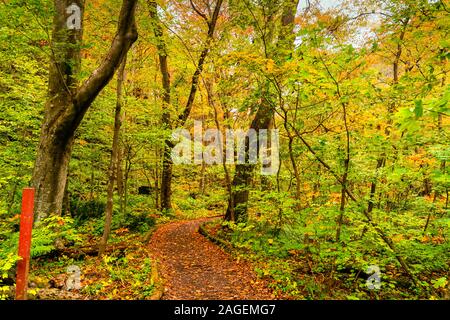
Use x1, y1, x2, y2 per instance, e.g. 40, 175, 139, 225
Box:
149, 218, 274, 300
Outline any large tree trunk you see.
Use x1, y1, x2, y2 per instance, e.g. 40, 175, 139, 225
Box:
225, 101, 273, 222
32, 0, 138, 222
225, 0, 299, 222
98, 57, 127, 256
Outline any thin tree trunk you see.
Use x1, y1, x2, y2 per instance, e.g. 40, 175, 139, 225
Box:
98, 57, 127, 256
161, 0, 223, 211
117, 145, 124, 212
149, 1, 173, 211
336, 102, 350, 242
205, 78, 234, 220
154, 148, 160, 210
288, 136, 301, 202
367, 18, 409, 216
123, 145, 132, 215
281, 94, 301, 206
177, 0, 224, 128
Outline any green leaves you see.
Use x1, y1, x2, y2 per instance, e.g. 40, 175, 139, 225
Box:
414, 100, 423, 118
431, 277, 448, 289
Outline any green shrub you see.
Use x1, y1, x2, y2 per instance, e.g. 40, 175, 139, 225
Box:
70, 197, 106, 224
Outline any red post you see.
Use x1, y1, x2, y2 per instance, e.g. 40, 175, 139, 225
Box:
15, 187, 35, 300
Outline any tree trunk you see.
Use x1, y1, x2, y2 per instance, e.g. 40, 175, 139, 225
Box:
32, 0, 138, 222
336, 102, 351, 242
205, 78, 234, 219
149, 1, 174, 211
123, 145, 132, 215
154, 150, 160, 210
160, 147, 173, 211
367, 18, 409, 215
149, 0, 223, 211
225, 100, 273, 222
225, 0, 299, 222
98, 57, 127, 256
289, 137, 302, 202
116, 145, 124, 212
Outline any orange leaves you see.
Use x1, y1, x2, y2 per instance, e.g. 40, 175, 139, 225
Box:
421, 235, 446, 244
406, 151, 436, 167
329, 192, 341, 204
115, 227, 129, 235
8, 214, 20, 222
392, 234, 404, 243
77, 139, 88, 146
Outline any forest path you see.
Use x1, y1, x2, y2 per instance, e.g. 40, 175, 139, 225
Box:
148, 218, 274, 300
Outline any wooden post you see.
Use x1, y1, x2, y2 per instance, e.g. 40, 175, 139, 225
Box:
15, 187, 35, 300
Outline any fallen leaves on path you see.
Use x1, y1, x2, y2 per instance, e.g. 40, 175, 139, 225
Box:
149, 218, 275, 300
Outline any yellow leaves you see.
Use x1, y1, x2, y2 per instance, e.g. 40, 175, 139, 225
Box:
220, 52, 293, 76
406, 151, 436, 167
265, 59, 276, 73
329, 192, 341, 204
27, 288, 38, 296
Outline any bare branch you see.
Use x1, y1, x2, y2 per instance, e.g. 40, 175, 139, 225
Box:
190, 0, 210, 25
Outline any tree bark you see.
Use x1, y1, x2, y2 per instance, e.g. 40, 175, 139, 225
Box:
116, 145, 124, 212
225, 98, 274, 222
32, 0, 138, 222
149, 1, 174, 211
225, 0, 299, 222
336, 102, 350, 242
98, 57, 127, 257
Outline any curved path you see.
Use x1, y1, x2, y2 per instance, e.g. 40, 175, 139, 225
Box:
149, 218, 274, 300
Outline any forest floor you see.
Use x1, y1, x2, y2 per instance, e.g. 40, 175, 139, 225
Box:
149, 218, 275, 300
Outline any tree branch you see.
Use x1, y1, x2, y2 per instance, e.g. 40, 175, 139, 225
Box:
178, 0, 223, 126
74, 0, 138, 115
190, 0, 210, 25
